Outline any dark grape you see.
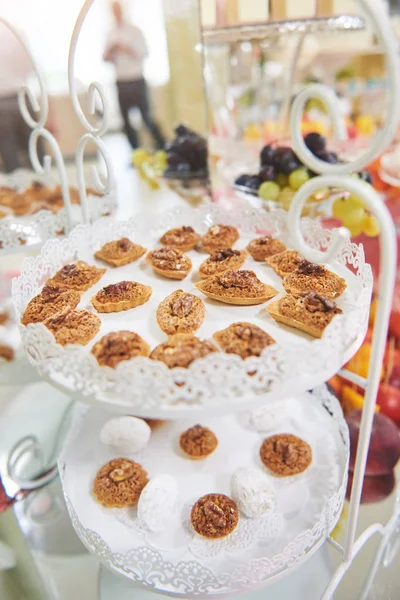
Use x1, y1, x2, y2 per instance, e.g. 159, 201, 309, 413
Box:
317, 151, 339, 164
273, 147, 301, 174
247, 175, 261, 190
166, 151, 181, 167
176, 162, 191, 174
359, 170, 373, 184
304, 132, 327, 155
165, 125, 208, 174
259, 165, 276, 182
260, 145, 275, 166
235, 174, 252, 187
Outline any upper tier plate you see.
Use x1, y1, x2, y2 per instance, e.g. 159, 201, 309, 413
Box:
12, 204, 372, 418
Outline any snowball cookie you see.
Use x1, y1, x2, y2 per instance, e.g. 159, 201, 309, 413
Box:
138, 474, 178, 532
231, 467, 276, 518
100, 416, 151, 454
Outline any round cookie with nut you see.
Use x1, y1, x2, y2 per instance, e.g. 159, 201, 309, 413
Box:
213, 322, 275, 359
146, 247, 192, 280
93, 458, 148, 508
202, 224, 239, 254
91, 281, 152, 313
91, 331, 150, 368
156, 290, 205, 335
198, 248, 248, 279
150, 334, 217, 369
260, 433, 312, 477
180, 425, 218, 460
246, 236, 286, 261
191, 493, 239, 539
159, 226, 200, 252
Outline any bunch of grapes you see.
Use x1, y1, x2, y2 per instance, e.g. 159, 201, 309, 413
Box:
164, 124, 208, 178
234, 132, 378, 236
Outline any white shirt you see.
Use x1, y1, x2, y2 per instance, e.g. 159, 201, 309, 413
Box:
0, 27, 33, 98
105, 23, 148, 82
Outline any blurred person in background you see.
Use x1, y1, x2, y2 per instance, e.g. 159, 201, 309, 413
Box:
104, 1, 165, 150
0, 25, 37, 173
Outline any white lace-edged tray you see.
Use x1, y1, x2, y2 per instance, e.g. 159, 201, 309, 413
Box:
12, 204, 372, 417
59, 385, 349, 598
0, 169, 116, 254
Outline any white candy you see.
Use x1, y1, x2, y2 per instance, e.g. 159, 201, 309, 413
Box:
231, 467, 276, 518
138, 474, 178, 532
247, 402, 287, 433
100, 416, 151, 454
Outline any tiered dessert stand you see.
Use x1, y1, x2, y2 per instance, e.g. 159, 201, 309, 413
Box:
8, 1, 400, 599
0, 16, 116, 389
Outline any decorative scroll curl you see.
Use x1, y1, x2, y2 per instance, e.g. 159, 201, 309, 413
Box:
68, 0, 110, 136
290, 0, 400, 176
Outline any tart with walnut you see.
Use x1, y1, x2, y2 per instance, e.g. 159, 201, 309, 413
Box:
150, 333, 217, 369
47, 261, 106, 292
9, 194, 32, 216
156, 290, 205, 335
91, 280, 152, 313
180, 425, 218, 460
191, 493, 239, 539
202, 224, 239, 254
247, 236, 286, 262
266, 292, 342, 338
93, 458, 148, 508
146, 247, 192, 280
195, 270, 278, 306
21, 284, 81, 325
159, 226, 200, 251
214, 322, 275, 359
260, 434, 312, 477
91, 331, 150, 368
198, 248, 247, 279
0, 186, 17, 207
43, 307, 101, 346
95, 237, 146, 267
283, 260, 347, 299
266, 250, 304, 278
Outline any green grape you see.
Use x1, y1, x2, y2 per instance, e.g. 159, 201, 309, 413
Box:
258, 181, 280, 201
278, 186, 296, 211
332, 198, 347, 220
362, 214, 380, 237
342, 206, 365, 228
154, 150, 167, 172
276, 173, 288, 188
288, 168, 310, 191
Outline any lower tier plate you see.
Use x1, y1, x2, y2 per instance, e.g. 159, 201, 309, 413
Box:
59, 386, 348, 597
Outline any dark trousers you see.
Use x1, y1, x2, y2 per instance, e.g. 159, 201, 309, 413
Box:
117, 79, 165, 150
0, 95, 32, 173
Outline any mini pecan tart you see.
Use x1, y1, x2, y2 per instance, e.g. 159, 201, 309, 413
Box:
10, 193, 32, 216
146, 247, 192, 280
195, 269, 278, 306
0, 186, 17, 207
91, 331, 150, 368
0, 344, 14, 362
47, 261, 106, 292
156, 290, 205, 335
247, 236, 286, 261
202, 224, 239, 254
191, 493, 239, 539
180, 425, 218, 460
266, 292, 342, 338
266, 250, 304, 278
283, 260, 347, 299
159, 226, 200, 252
150, 333, 217, 369
260, 434, 312, 477
23, 181, 49, 203
198, 248, 248, 279
94, 237, 146, 267
91, 280, 152, 313
214, 322, 275, 359
21, 284, 81, 325
43, 307, 101, 346
93, 458, 148, 508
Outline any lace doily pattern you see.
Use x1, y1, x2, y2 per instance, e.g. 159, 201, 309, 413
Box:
59, 386, 349, 597
0, 169, 116, 252
13, 205, 372, 415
